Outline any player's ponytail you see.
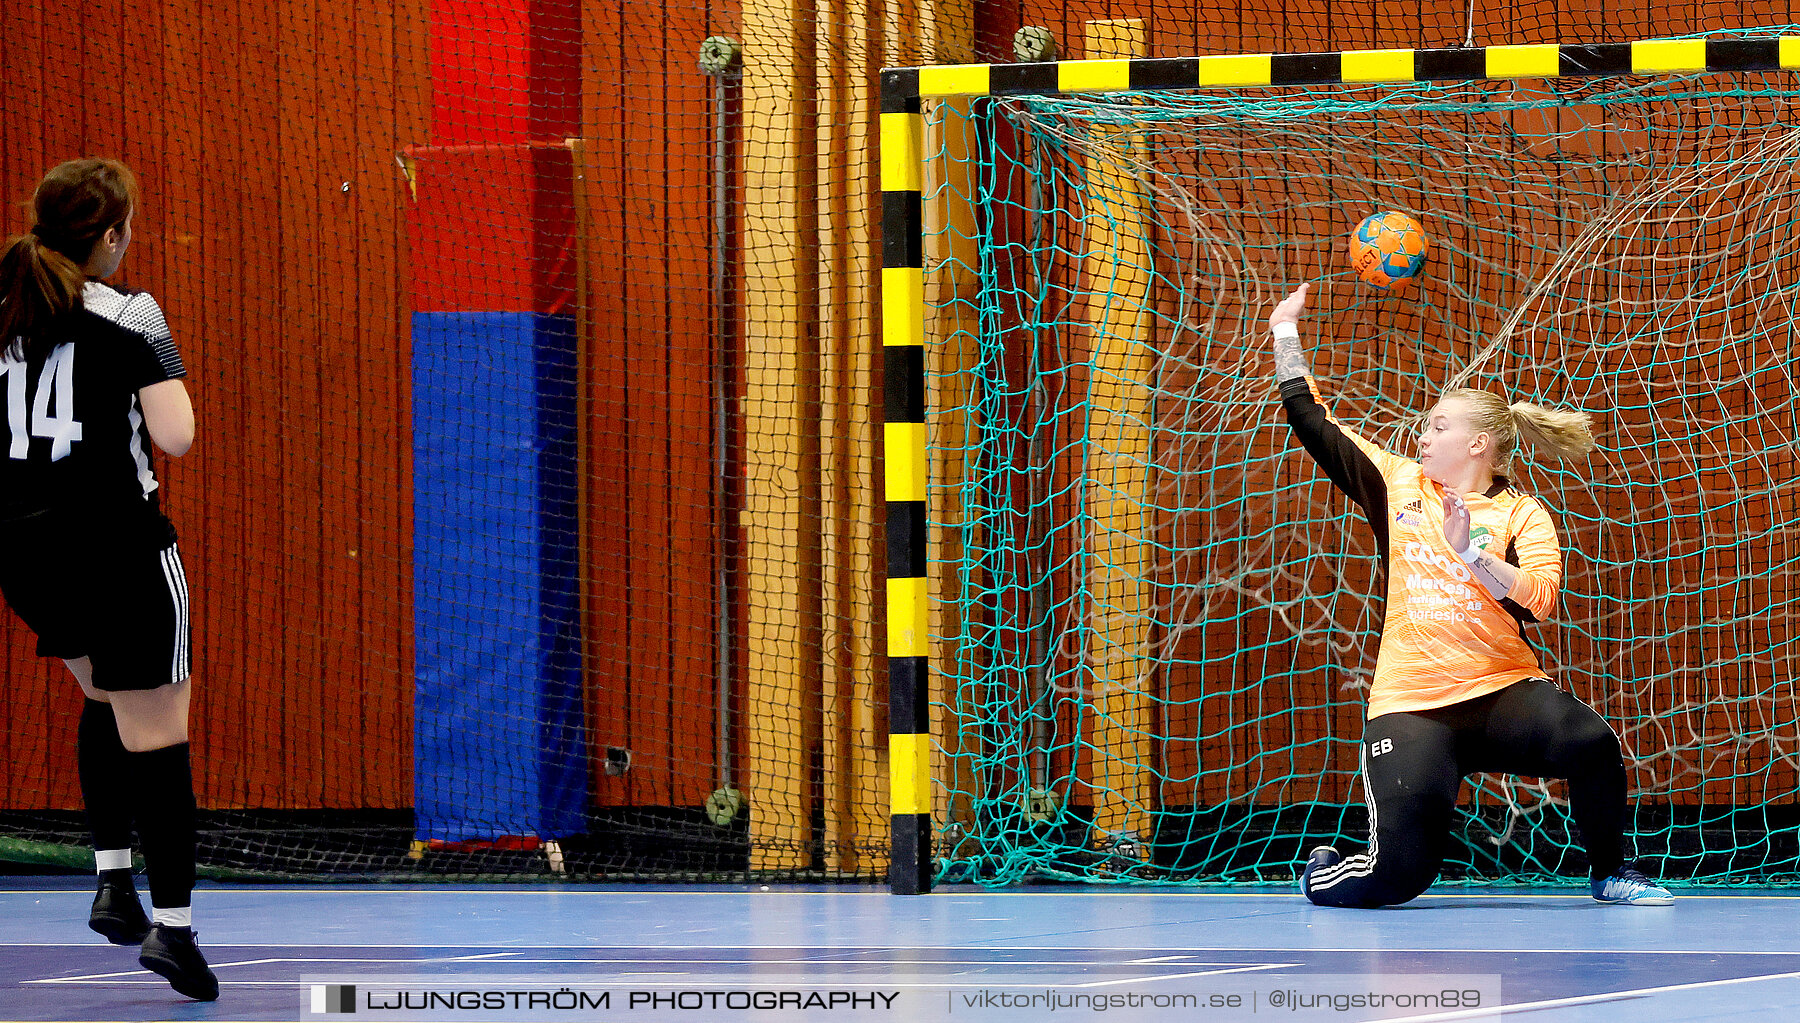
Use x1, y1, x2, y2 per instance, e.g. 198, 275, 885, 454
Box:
1443, 387, 1597, 471
1508, 401, 1597, 462
0, 158, 139, 361
0, 233, 87, 360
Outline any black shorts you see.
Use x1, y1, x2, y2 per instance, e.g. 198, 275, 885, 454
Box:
0, 538, 191, 692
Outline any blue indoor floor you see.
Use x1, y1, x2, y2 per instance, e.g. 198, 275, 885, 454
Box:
2, 878, 1797, 1022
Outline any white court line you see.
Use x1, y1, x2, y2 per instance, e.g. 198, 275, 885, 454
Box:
1370, 969, 1800, 1023
16, 955, 300, 984
24, 955, 1271, 980
977, 891, 1800, 901
1127, 954, 1197, 963
1066, 964, 1297, 989
4, 888, 1799, 899
27, 953, 533, 984
24, 966, 160, 983
7, 941, 1800, 954
306, 958, 1261, 967
28, 970, 1300, 991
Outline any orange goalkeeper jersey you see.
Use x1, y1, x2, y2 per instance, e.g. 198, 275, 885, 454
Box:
1280, 376, 1564, 718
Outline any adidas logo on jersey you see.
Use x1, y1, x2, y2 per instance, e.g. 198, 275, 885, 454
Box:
1395, 499, 1426, 527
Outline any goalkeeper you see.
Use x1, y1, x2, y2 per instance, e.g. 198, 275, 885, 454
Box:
1269, 283, 1673, 908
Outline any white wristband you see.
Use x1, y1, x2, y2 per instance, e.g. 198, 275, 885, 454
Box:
1272, 323, 1300, 340
1455, 543, 1481, 564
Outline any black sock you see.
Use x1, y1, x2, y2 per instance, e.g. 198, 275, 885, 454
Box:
78, 699, 135, 859
129, 742, 196, 915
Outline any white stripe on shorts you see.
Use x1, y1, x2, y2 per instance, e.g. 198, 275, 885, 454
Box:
1307, 741, 1381, 892
159, 545, 190, 683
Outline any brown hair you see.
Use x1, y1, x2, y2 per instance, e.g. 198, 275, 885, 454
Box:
1441, 387, 1598, 471
0, 158, 139, 360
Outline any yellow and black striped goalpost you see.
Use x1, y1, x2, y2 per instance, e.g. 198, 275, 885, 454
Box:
880, 77, 930, 896
877, 33, 1798, 896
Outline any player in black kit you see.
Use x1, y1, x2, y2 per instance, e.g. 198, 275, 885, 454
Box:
0, 159, 216, 1000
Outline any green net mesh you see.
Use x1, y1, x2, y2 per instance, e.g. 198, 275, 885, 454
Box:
925, 65, 1800, 886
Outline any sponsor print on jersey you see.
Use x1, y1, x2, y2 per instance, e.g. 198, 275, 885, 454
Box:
1468, 524, 1495, 551
1397, 539, 1477, 624
1394, 497, 1426, 528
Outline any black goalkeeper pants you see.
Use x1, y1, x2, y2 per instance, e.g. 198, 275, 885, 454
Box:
1303, 679, 1627, 908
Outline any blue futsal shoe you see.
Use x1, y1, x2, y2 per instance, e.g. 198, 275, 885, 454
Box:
1299, 845, 1342, 897
1591, 867, 1674, 906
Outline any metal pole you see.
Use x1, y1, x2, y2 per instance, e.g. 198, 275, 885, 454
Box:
1015, 28, 1060, 805
701, 36, 743, 802
1027, 134, 1053, 798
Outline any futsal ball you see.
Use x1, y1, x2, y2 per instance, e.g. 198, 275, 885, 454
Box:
1349, 211, 1430, 290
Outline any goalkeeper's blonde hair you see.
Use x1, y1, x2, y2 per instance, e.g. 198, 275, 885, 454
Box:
1442, 388, 1597, 470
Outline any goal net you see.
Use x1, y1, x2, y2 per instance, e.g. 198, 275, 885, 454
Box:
925, 55, 1800, 885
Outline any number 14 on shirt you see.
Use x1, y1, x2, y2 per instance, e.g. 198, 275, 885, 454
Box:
1, 346, 84, 460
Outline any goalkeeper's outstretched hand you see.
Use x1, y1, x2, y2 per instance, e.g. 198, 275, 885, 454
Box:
1269, 282, 1311, 331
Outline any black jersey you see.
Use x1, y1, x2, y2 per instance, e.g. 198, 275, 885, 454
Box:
0, 282, 186, 545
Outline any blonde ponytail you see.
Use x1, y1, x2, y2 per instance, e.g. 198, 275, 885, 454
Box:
1508, 401, 1597, 461
1441, 387, 1598, 471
